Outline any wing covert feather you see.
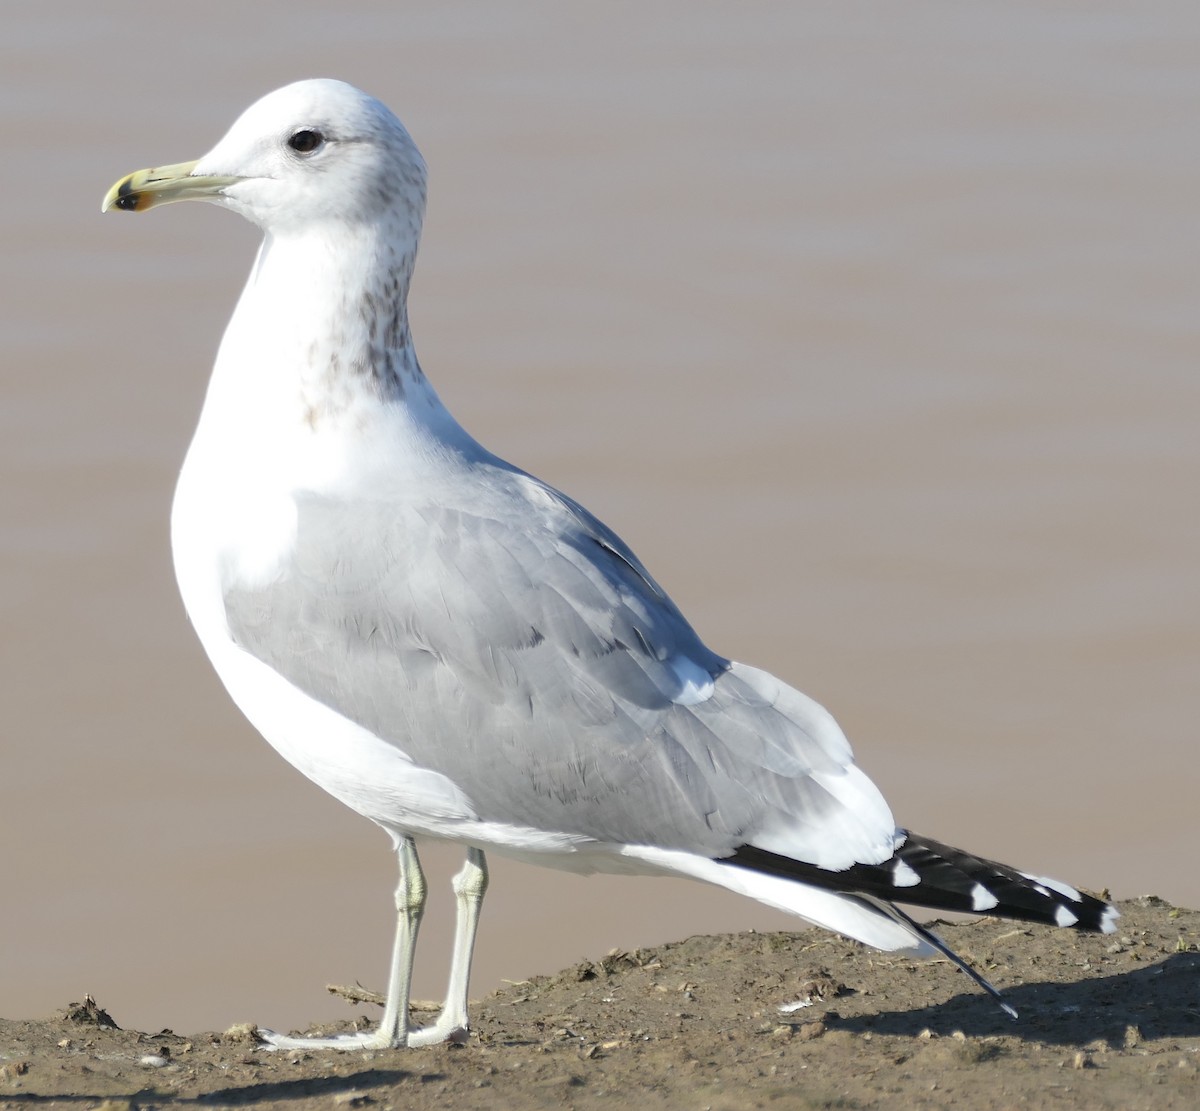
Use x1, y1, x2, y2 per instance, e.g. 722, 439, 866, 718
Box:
222, 470, 895, 866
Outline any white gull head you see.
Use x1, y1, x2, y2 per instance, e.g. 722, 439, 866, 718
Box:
105, 79, 427, 239
199, 79, 427, 238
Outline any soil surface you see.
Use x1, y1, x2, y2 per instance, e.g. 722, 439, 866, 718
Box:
1, 896, 1196, 1109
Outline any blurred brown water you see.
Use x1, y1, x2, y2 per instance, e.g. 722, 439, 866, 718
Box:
1, 3, 1196, 1035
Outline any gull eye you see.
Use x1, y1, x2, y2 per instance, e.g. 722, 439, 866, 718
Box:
288, 129, 325, 154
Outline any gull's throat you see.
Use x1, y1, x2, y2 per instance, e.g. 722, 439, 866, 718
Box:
191, 218, 476, 503
217, 224, 437, 436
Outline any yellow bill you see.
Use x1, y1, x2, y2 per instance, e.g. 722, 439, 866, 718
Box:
102, 160, 242, 213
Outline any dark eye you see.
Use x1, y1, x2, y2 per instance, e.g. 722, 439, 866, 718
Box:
288, 129, 325, 154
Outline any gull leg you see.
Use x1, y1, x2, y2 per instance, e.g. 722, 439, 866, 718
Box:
259, 835, 428, 1051
407, 847, 489, 1046
374, 835, 428, 1044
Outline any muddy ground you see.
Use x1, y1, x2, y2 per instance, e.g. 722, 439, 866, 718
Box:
1, 896, 1196, 1109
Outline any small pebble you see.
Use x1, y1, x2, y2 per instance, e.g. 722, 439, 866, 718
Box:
223, 1022, 261, 1043
332, 1092, 373, 1107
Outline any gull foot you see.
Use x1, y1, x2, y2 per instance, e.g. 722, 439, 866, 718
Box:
256, 1020, 469, 1051
405, 1019, 470, 1047
257, 1027, 402, 1051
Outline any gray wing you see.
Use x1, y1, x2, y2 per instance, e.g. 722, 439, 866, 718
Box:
223, 465, 889, 863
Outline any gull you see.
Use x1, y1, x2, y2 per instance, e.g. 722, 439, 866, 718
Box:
103, 79, 1117, 1049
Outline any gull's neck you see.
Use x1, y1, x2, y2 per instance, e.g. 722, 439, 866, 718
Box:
193, 218, 475, 485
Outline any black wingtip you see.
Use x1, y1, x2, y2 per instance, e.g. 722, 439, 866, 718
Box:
723, 836, 1117, 936
720, 836, 1118, 1016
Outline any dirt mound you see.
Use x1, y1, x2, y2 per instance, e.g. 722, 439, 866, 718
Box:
1, 897, 1196, 1109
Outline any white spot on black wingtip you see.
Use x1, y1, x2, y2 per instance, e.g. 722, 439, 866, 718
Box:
892, 859, 921, 887
1100, 904, 1121, 934
971, 882, 999, 911
1054, 904, 1080, 928
1020, 871, 1082, 903
1000, 999, 1019, 1021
